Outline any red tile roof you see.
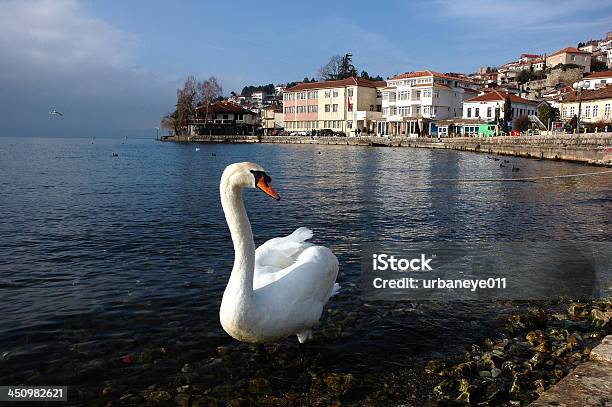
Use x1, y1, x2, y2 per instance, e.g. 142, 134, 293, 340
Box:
585, 70, 612, 79
548, 47, 591, 57
563, 85, 612, 102
285, 77, 382, 92
521, 53, 541, 59
196, 101, 256, 114
465, 90, 537, 105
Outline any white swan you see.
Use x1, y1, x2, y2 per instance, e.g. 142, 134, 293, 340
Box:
219, 162, 339, 344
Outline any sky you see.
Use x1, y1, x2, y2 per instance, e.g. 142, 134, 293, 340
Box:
1, 0, 611, 138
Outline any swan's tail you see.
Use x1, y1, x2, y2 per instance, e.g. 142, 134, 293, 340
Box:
288, 227, 313, 243
330, 283, 341, 297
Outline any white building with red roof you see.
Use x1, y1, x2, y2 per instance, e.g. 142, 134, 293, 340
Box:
462, 90, 538, 121
376, 70, 478, 136
582, 71, 612, 89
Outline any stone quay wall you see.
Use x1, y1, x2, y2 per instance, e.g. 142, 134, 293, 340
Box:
165, 133, 612, 166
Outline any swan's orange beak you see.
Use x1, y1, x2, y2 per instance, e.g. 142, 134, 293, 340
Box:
257, 177, 280, 201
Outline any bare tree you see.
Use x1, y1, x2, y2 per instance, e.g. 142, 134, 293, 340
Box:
197, 76, 223, 127
161, 110, 179, 136
176, 75, 198, 136
318, 55, 343, 81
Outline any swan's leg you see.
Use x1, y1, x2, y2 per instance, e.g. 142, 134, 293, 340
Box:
298, 342, 306, 371
253, 344, 267, 365
296, 330, 312, 370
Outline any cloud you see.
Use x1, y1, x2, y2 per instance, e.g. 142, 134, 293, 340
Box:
434, 0, 609, 25
0, 0, 176, 137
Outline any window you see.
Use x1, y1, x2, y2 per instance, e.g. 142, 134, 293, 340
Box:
423, 89, 432, 98
487, 107, 492, 117
570, 55, 576, 61
398, 91, 409, 101
348, 103, 353, 112
325, 90, 331, 98
570, 106, 575, 116
238, 114, 243, 120
475, 108, 479, 117
348, 88, 353, 96
376, 91, 382, 98
593, 105, 599, 117
563, 108, 568, 118
325, 104, 330, 112
347, 120, 353, 129
332, 104, 338, 112
332, 90, 338, 97
467, 108, 472, 118
308, 105, 318, 113
434, 90, 439, 98
605, 104, 610, 116
369, 105, 374, 111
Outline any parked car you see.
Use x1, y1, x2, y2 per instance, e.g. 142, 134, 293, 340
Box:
319, 129, 334, 137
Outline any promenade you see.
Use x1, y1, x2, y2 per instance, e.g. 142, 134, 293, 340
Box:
165, 133, 612, 166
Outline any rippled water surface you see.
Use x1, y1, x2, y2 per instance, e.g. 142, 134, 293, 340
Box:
0, 137, 610, 400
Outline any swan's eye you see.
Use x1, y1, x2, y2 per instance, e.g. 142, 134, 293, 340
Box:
250, 170, 280, 201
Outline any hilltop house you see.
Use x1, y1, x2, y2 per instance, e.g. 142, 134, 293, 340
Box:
582, 71, 612, 89
545, 47, 592, 73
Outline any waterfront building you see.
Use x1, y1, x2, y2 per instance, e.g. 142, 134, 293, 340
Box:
375, 70, 479, 136
261, 104, 284, 135
190, 101, 257, 135
282, 77, 384, 135
462, 90, 538, 121
560, 86, 612, 124
545, 47, 592, 73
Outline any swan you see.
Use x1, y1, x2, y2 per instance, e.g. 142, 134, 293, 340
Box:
219, 162, 339, 344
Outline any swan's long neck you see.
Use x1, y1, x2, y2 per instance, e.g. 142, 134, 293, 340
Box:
221, 179, 255, 300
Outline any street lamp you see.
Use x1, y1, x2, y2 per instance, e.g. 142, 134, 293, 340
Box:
572, 80, 588, 134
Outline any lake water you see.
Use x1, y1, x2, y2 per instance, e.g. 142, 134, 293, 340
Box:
0, 137, 610, 403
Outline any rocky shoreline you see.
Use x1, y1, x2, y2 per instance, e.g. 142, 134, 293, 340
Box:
51, 299, 609, 406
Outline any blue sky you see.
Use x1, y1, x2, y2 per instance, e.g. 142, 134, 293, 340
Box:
1, 0, 611, 137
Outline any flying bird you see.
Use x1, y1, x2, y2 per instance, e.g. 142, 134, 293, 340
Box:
49, 110, 64, 117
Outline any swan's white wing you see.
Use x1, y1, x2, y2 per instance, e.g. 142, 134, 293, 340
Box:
255, 227, 313, 273
253, 245, 339, 335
